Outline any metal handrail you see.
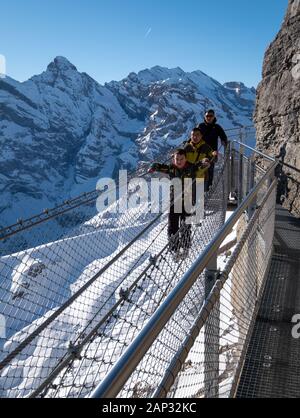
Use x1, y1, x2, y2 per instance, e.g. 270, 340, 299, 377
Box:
232, 140, 275, 162
90, 157, 278, 399
225, 125, 255, 133
234, 139, 300, 176
278, 160, 300, 175
153, 178, 277, 398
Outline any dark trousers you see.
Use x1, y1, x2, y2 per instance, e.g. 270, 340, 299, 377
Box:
168, 207, 191, 252
207, 162, 215, 189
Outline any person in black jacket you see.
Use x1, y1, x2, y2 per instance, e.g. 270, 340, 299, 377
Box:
149, 149, 210, 256
198, 109, 228, 189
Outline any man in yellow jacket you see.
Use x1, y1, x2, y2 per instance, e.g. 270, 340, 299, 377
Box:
184, 127, 217, 191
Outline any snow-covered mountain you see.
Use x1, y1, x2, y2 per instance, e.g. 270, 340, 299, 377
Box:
0, 56, 255, 228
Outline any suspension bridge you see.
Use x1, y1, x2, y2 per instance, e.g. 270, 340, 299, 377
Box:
0, 125, 299, 398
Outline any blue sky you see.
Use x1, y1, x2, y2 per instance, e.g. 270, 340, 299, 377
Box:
1, 0, 288, 87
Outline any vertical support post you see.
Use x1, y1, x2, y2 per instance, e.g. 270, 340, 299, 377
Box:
268, 164, 276, 187
232, 143, 239, 203
204, 253, 219, 398
247, 156, 256, 219
246, 156, 251, 195
238, 142, 244, 205
230, 145, 236, 201
226, 142, 231, 203
229, 145, 233, 196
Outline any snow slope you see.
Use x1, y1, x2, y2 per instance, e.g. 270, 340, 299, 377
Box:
0, 171, 231, 398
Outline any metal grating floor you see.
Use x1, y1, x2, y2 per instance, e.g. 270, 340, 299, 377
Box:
236, 206, 300, 398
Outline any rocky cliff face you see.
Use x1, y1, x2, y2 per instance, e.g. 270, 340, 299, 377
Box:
255, 0, 300, 215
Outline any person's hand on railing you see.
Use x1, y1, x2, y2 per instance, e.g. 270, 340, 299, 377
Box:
148, 163, 160, 173
201, 158, 211, 168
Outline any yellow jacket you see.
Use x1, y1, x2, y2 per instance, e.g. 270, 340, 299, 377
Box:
184, 139, 214, 179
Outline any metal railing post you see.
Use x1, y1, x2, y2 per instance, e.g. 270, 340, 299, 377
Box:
226, 143, 231, 204
238, 142, 245, 205
247, 156, 256, 219
204, 253, 219, 398
230, 145, 236, 201
268, 164, 276, 187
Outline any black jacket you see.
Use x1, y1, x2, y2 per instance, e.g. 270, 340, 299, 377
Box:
150, 162, 198, 180
198, 118, 228, 151
150, 162, 199, 206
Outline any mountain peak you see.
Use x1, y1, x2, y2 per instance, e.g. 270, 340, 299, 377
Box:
133, 65, 186, 84
224, 81, 246, 89
150, 65, 184, 73
224, 81, 256, 92
47, 56, 77, 73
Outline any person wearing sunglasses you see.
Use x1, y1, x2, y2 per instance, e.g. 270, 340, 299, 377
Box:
197, 109, 228, 189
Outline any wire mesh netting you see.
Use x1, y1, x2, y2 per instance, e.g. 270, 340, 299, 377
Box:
114, 178, 276, 399
0, 125, 279, 399
236, 204, 300, 399
0, 142, 236, 398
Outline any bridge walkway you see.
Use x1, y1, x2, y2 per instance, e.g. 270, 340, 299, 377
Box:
237, 206, 300, 398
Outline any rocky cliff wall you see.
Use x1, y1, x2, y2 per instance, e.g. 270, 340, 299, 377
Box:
255, 0, 300, 215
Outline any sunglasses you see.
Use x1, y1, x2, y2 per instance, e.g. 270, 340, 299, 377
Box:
205, 114, 214, 118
